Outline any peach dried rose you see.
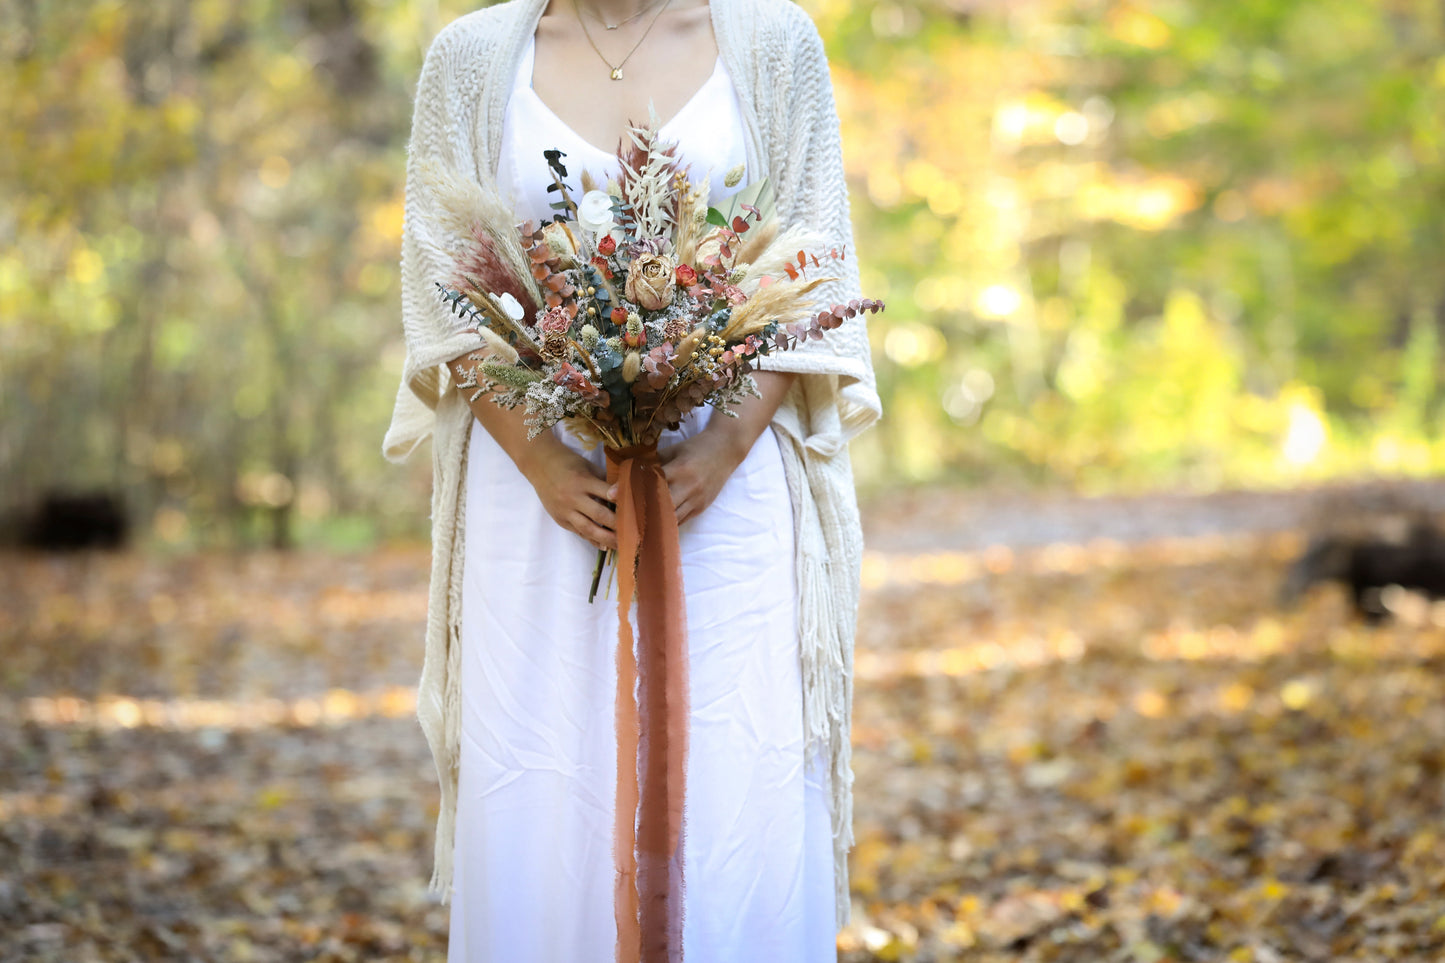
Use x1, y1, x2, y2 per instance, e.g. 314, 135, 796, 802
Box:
624, 253, 677, 311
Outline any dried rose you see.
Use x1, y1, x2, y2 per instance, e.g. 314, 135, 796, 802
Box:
694, 229, 726, 268
597, 235, 617, 256
539, 306, 571, 360
625, 253, 677, 311
610, 306, 628, 325
675, 263, 698, 286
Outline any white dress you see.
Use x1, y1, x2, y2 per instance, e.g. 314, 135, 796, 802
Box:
449, 36, 837, 963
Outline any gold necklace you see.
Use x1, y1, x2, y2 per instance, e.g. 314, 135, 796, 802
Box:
584, 0, 669, 30
574, 0, 674, 81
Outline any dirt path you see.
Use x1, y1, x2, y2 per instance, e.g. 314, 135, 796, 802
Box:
862, 476, 1445, 553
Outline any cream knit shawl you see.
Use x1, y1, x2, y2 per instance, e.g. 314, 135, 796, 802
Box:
381, 0, 881, 930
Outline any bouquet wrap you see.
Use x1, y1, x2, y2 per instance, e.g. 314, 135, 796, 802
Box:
606, 441, 688, 961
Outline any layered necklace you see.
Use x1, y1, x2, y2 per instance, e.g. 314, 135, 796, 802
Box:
574, 0, 675, 81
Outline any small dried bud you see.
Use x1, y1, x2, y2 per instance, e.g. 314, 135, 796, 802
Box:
579, 324, 600, 350
622, 351, 642, 383
623, 315, 646, 349
724, 163, 745, 189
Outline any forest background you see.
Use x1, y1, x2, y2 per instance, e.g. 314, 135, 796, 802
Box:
2, 0, 1443, 547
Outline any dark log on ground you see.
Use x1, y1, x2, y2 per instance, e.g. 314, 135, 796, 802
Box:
10, 491, 130, 551
1280, 519, 1445, 623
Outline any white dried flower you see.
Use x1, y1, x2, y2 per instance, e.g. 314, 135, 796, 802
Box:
577, 190, 616, 234
493, 291, 525, 321
724, 163, 745, 189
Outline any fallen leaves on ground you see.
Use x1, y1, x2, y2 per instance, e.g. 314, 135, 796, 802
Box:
843, 532, 1445, 962
3, 528, 1445, 961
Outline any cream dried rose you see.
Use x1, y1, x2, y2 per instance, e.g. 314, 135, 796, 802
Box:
694, 228, 727, 268
624, 253, 677, 311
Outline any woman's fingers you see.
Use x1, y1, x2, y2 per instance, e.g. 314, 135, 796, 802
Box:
585, 477, 614, 503
579, 495, 616, 535
660, 463, 691, 509
574, 488, 616, 550
571, 512, 615, 552
572, 467, 612, 503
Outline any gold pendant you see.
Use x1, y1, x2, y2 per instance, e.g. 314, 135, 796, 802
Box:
610, 67, 623, 80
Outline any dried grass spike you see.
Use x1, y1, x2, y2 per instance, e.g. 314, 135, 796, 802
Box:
477, 325, 520, 364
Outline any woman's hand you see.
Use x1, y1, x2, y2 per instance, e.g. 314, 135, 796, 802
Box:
515, 437, 618, 551
604, 371, 800, 527
449, 350, 617, 551
655, 430, 749, 526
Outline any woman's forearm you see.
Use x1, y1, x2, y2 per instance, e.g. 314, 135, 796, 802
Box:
651, 370, 797, 523
449, 348, 619, 549
699, 370, 798, 461
447, 350, 568, 479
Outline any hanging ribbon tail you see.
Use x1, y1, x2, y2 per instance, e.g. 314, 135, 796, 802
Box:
607, 443, 689, 963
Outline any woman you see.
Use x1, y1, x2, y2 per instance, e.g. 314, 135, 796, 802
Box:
381, 0, 880, 957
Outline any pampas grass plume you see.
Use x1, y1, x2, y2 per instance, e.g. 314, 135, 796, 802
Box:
477, 325, 520, 364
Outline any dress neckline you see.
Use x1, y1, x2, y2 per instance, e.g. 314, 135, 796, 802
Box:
518, 35, 725, 158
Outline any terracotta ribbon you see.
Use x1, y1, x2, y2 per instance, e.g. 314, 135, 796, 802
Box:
605, 442, 689, 963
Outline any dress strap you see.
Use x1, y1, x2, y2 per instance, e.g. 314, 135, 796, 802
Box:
517, 34, 536, 92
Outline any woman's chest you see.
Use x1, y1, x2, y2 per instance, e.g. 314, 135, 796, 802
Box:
496, 35, 751, 225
